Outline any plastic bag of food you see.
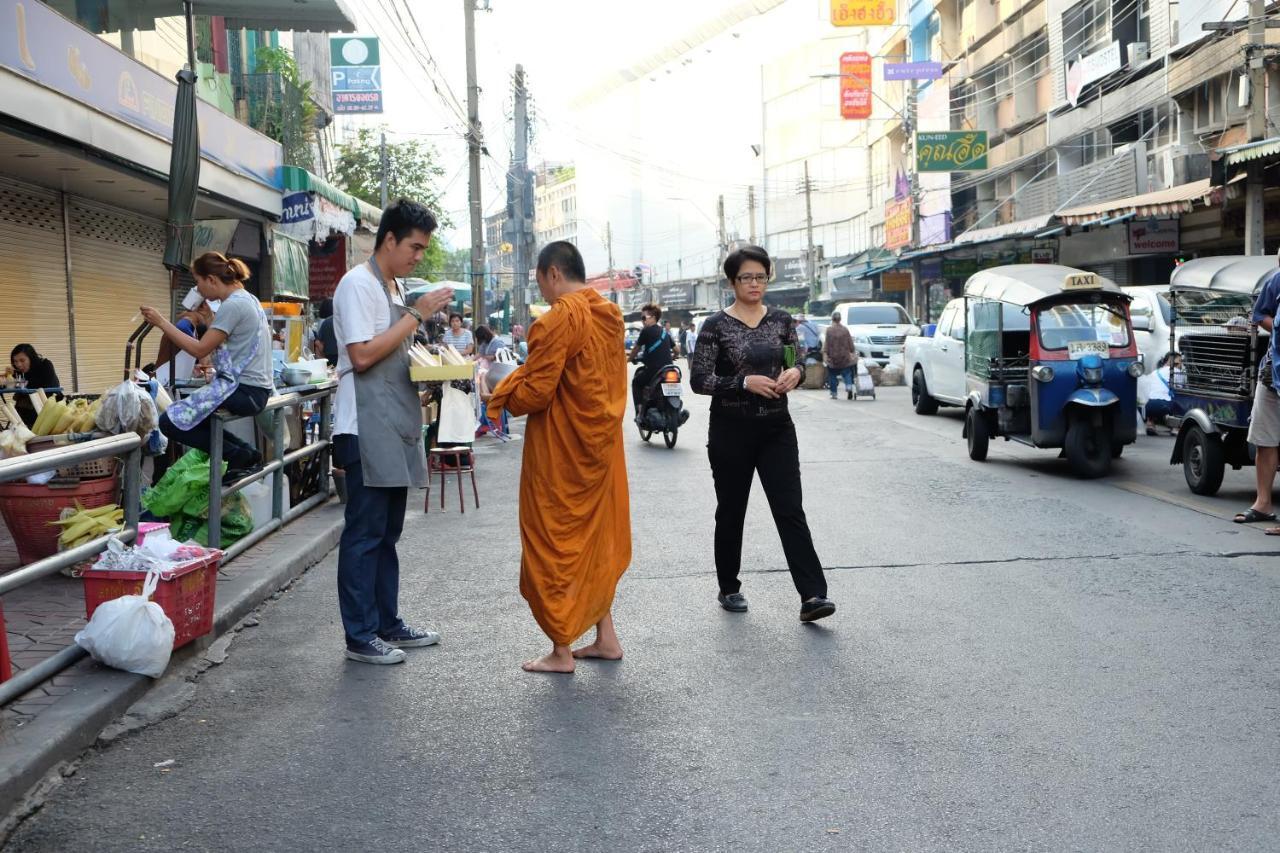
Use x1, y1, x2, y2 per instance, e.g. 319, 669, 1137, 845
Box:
74, 566, 175, 677
142, 450, 252, 546
96, 380, 158, 438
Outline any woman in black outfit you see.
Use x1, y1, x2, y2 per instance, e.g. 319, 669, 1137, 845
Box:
690, 245, 835, 622
8, 344, 61, 429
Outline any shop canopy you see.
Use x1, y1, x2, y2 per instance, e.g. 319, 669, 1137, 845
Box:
42, 0, 356, 33
271, 232, 310, 301
1057, 179, 1227, 225
1219, 136, 1280, 168
282, 166, 382, 228
951, 214, 1056, 246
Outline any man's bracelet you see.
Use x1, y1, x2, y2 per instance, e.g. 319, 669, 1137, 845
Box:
405, 307, 423, 323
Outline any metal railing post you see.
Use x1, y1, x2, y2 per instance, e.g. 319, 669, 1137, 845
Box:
320, 391, 333, 490
208, 415, 223, 550
122, 445, 141, 531
271, 408, 285, 523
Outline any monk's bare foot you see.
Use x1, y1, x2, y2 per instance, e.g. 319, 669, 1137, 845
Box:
521, 651, 575, 674
572, 641, 623, 660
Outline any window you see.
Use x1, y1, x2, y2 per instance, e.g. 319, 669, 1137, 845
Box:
1036, 303, 1130, 350
1062, 0, 1106, 61
846, 305, 912, 325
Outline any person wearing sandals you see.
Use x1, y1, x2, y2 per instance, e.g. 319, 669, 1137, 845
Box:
1237, 262, 1280, 530
690, 245, 835, 623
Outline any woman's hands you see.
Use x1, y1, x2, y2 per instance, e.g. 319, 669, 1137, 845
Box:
744, 367, 802, 399
139, 306, 165, 327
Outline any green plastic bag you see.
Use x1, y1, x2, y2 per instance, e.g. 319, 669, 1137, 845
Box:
143, 450, 253, 546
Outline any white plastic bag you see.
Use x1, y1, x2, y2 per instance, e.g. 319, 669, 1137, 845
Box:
74, 567, 175, 677
438, 384, 478, 444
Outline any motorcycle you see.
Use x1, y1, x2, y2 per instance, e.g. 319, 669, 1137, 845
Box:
634, 362, 689, 448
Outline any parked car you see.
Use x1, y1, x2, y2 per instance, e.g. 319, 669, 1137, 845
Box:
1123, 285, 1174, 374
905, 297, 967, 410
832, 301, 920, 367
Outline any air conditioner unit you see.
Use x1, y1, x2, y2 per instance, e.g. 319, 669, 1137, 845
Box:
1129, 42, 1149, 66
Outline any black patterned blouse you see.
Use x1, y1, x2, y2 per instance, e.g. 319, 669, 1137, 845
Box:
690, 308, 804, 420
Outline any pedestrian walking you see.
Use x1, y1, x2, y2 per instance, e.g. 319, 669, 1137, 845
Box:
487, 241, 631, 673
330, 199, 454, 665
1237, 262, 1280, 530
823, 311, 857, 399
690, 245, 835, 622
142, 252, 273, 483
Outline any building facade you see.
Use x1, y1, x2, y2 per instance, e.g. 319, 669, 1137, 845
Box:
534, 163, 578, 248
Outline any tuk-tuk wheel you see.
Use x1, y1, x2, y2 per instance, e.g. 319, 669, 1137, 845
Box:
1183, 423, 1225, 496
1065, 418, 1112, 479
966, 407, 989, 461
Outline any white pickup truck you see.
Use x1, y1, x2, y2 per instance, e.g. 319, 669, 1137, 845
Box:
904, 297, 968, 414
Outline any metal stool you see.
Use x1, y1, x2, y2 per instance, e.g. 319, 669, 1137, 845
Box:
425, 447, 479, 513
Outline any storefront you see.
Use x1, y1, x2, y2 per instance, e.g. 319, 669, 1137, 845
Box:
276, 166, 382, 302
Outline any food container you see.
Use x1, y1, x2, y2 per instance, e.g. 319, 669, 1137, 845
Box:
280, 367, 311, 387
410, 364, 475, 382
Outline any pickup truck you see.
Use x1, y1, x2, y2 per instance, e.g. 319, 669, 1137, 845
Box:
904, 297, 967, 414
832, 301, 920, 367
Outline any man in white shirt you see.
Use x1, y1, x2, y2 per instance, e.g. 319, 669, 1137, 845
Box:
332, 199, 453, 665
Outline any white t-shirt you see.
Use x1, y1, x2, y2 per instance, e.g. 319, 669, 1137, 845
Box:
332, 263, 405, 436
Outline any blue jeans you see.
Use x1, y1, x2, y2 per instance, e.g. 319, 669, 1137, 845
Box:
1145, 399, 1172, 423
827, 366, 854, 395
334, 434, 407, 647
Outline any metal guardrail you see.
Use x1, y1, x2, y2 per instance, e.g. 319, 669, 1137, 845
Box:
0, 381, 337, 707
0, 433, 142, 706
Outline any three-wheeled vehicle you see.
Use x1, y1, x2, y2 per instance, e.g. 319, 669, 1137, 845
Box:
962, 265, 1141, 478
1165, 255, 1274, 495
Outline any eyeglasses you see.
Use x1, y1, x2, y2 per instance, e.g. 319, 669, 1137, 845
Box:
735, 273, 768, 284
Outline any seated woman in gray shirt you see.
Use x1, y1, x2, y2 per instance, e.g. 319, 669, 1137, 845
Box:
141, 252, 274, 481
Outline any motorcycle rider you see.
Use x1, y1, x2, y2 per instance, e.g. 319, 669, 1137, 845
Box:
629, 302, 673, 416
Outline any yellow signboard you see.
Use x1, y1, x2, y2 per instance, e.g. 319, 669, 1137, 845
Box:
1063, 272, 1102, 290
831, 0, 896, 26
882, 271, 913, 292
885, 199, 913, 250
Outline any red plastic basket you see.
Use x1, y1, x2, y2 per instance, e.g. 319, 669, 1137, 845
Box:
0, 475, 120, 565
79, 551, 223, 650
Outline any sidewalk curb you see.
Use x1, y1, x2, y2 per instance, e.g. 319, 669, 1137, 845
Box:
0, 503, 345, 815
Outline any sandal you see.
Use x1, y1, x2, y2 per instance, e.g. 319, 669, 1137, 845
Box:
1266, 528, 1280, 536
1234, 508, 1277, 524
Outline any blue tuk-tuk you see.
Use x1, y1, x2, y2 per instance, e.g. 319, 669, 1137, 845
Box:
1165, 256, 1274, 494
963, 265, 1141, 478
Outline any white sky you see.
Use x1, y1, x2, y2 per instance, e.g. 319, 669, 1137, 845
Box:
342, 0, 830, 278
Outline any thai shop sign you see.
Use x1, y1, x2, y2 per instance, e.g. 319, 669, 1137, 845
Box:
330, 37, 383, 114
1065, 41, 1121, 107
885, 199, 913, 249
1128, 219, 1179, 254
881, 271, 913, 292
830, 0, 895, 25
942, 258, 979, 279
916, 131, 988, 172
840, 52, 873, 119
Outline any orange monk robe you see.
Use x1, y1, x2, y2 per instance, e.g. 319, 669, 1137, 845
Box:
487, 289, 632, 645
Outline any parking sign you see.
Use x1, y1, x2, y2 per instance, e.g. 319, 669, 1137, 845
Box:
330, 37, 382, 114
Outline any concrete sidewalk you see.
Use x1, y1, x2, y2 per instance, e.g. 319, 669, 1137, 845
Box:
0, 500, 346, 812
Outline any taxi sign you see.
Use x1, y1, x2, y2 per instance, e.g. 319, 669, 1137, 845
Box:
1063, 272, 1101, 291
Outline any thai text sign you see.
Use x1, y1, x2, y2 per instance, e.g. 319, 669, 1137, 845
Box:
831, 0, 896, 26
840, 52, 873, 119
331, 37, 383, 114
885, 199, 913, 249
884, 62, 943, 81
881, 271, 913, 292
916, 131, 988, 172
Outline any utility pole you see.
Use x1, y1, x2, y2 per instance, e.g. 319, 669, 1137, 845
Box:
510, 64, 531, 327
1245, 0, 1266, 254
379, 131, 388, 209
464, 0, 485, 324
716, 194, 728, 283
802, 160, 817, 301
747, 185, 757, 244
906, 81, 924, 320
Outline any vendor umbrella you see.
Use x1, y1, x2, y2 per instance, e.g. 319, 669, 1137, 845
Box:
162, 66, 201, 272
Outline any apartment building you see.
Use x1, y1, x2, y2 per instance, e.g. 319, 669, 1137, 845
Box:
534, 163, 579, 248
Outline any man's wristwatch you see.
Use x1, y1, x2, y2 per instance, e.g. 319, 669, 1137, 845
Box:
405, 306, 424, 323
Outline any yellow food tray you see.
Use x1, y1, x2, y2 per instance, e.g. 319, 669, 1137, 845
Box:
410, 364, 475, 382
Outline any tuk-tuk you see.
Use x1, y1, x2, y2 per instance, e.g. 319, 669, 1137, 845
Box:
1165, 256, 1275, 495
962, 265, 1140, 478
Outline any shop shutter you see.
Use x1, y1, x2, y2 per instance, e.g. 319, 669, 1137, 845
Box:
0, 177, 73, 390
68, 199, 171, 393
1085, 262, 1129, 287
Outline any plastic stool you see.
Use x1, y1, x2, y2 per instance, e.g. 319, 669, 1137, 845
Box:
425, 447, 479, 513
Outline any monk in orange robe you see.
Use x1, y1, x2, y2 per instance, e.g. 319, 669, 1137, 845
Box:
487, 241, 632, 674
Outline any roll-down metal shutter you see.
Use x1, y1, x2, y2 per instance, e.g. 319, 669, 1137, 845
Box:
68, 199, 171, 393
0, 177, 73, 388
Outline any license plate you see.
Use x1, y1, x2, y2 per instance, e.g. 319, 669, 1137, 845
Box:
661, 383, 682, 397
1067, 340, 1110, 358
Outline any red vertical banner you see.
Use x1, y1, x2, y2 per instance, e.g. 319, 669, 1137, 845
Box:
840, 52, 873, 120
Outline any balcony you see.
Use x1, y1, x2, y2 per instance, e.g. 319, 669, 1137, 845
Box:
234, 73, 316, 170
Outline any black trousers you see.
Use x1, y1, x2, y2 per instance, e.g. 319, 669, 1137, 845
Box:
159, 384, 270, 468
707, 415, 827, 600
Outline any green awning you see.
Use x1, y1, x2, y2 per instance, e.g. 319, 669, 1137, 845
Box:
281, 165, 381, 227
271, 232, 310, 300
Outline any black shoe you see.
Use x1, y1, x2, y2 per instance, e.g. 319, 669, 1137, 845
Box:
717, 592, 748, 613
847, 389, 853, 400
800, 597, 836, 622
222, 463, 262, 486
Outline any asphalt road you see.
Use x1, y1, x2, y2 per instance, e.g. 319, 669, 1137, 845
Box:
9, 381, 1280, 852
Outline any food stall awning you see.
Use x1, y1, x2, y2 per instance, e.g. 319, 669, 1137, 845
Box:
282, 167, 381, 227
43, 0, 356, 33
1057, 179, 1227, 224
271, 232, 310, 301
952, 214, 1055, 246
1220, 136, 1280, 167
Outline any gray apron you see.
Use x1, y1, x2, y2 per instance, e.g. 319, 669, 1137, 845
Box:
351, 260, 428, 488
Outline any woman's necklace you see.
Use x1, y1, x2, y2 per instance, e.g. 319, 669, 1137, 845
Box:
727, 302, 767, 327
